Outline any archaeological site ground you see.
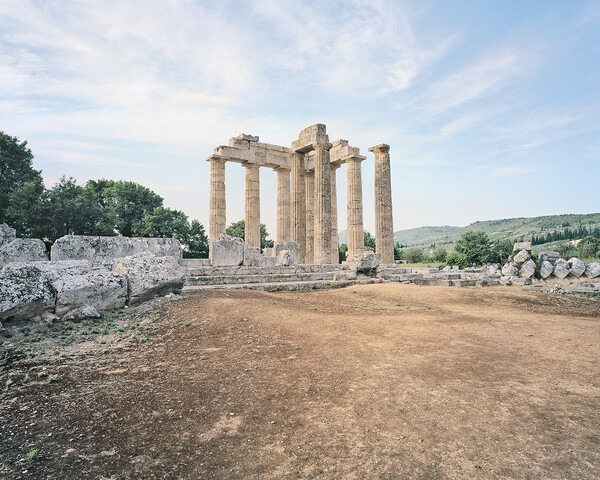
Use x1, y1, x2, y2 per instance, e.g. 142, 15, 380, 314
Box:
1, 285, 599, 479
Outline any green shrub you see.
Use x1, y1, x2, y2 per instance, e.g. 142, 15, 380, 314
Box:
445, 252, 469, 269
433, 247, 447, 263
403, 247, 425, 264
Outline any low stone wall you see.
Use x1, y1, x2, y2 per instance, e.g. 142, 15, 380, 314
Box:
51, 235, 182, 261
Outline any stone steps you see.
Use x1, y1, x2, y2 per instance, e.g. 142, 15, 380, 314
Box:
185, 271, 357, 286
182, 277, 383, 293
184, 264, 348, 277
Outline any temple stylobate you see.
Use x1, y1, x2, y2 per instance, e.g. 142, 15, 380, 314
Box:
207, 124, 394, 264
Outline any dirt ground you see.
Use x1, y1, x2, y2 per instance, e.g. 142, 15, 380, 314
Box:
1, 284, 599, 479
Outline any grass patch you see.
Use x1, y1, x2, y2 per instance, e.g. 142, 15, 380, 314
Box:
26, 449, 38, 461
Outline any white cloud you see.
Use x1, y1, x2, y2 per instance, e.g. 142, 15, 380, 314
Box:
491, 166, 534, 177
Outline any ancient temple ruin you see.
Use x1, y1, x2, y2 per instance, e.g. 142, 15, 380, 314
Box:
207, 124, 394, 264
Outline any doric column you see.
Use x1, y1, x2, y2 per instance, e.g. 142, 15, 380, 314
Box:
209, 156, 226, 260
330, 164, 340, 264
346, 156, 365, 258
275, 167, 291, 243
305, 171, 315, 263
290, 152, 306, 262
313, 142, 332, 264
370, 144, 394, 264
244, 163, 261, 250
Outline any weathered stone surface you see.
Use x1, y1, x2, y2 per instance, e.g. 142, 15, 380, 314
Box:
538, 251, 561, 264
567, 257, 586, 278
0, 224, 16, 248
519, 259, 536, 278
258, 256, 277, 268
501, 262, 518, 276
499, 275, 516, 286
63, 305, 101, 321
585, 262, 600, 279
113, 251, 185, 304
274, 242, 300, 265
0, 264, 55, 321
540, 261, 554, 279
211, 234, 245, 266
442, 265, 452, 272
243, 246, 260, 267
51, 235, 182, 261
513, 242, 531, 252
482, 263, 500, 275
275, 250, 294, 266
552, 259, 570, 279
0, 238, 49, 266
347, 252, 381, 272
513, 250, 530, 263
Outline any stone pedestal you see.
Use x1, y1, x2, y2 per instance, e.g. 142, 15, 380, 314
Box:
209, 156, 226, 260
330, 164, 340, 264
275, 167, 291, 243
244, 163, 261, 250
346, 156, 365, 258
305, 171, 315, 264
313, 143, 332, 265
290, 152, 306, 263
370, 144, 394, 264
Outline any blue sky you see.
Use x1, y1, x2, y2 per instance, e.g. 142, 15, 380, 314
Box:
1, 0, 599, 236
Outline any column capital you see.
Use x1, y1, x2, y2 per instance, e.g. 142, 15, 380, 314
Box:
312, 142, 332, 152
243, 161, 260, 170
345, 154, 366, 163
207, 154, 227, 164
368, 144, 390, 154
272, 165, 291, 172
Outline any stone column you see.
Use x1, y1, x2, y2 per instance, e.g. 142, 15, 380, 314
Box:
346, 156, 365, 258
370, 144, 394, 264
305, 171, 315, 263
275, 167, 291, 243
330, 164, 340, 264
209, 156, 226, 260
313, 142, 332, 264
244, 163, 261, 250
290, 152, 307, 262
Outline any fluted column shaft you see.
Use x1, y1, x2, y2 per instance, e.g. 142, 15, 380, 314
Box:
276, 167, 291, 243
313, 142, 332, 264
290, 152, 307, 262
370, 144, 394, 264
346, 157, 365, 258
244, 163, 261, 249
305, 171, 315, 264
330, 164, 340, 264
209, 157, 226, 260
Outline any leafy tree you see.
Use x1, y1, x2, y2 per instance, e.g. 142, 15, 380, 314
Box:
433, 247, 447, 263
339, 243, 348, 263
0, 131, 42, 223
578, 236, 600, 259
226, 220, 273, 251
454, 231, 492, 267
138, 206, 190, 239
445, 252, 469, 269
364, 231, 376, 250
394, 244, 403, 261
185, 220, 209, 258
556, 242, 577, 259
489, 239, 513, 264
5, 177, 51, 239
404, 247, 424, 264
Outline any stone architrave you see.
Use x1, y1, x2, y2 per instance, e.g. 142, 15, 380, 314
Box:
370, 144, 394, 264
346, 156, 365, 258
313, 142, 332, 264
290, 152, 306, 263
330, 164, 340, 264
208, 156, 227, 260
305, 171, 315, 264
275, 167, 291, 243
244, 163, 261, 249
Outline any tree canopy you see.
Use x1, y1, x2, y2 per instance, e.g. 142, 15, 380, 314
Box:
225, 220, 274, 251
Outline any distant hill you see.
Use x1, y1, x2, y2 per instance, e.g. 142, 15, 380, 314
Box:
339, 213, 600, 248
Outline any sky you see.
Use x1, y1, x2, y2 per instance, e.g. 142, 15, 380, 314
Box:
1, 0, 599, 237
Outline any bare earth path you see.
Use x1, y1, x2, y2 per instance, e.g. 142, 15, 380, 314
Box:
1, 284, 599, 479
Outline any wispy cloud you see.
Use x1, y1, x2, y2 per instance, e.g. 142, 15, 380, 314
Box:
491, 166, 535, 177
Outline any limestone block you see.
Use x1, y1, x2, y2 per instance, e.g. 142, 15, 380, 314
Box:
211, 234, 245, 266
442, 265, 452, 272
347, 252, 381, 272
259, 256, 277, 268
482, 263, 500, 275
499, 276, 516, 286
540, 261, 554, 279
113, 252, 185, 304
275, 250, 294, 266
552, 259, 570, 279
0, 224, 16, 248
513, 242, 531, 252
0, 264, 56, 321
51, 235, 182, 261
567, 257, 586, 278
538, 251, 561, 264
501, 262, 518, 276
585, 263, 600, 278
262, 247, 274, 257
519, 259, 536, 278
513, 250, 530, 263
0, 238, 48, 266
274, 241, 300, 265
63, 305, 101, 321
291, 124, 329, 152
243, 247, 260, 267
